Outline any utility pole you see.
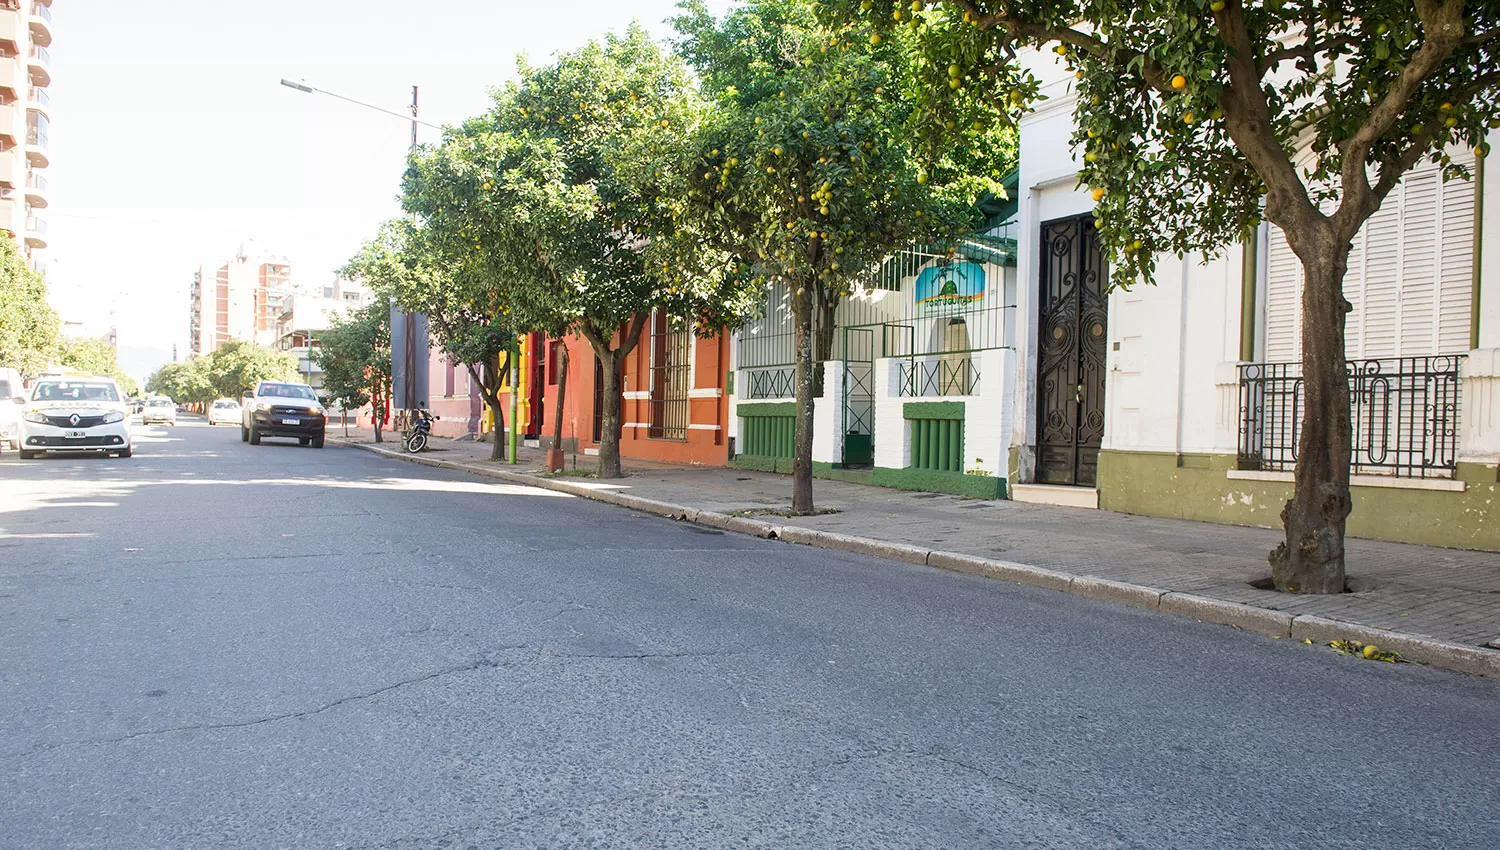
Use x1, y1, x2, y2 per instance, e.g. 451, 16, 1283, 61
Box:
403, 84, 420, 415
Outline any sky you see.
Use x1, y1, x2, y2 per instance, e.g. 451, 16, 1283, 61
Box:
46, 0, 729, 381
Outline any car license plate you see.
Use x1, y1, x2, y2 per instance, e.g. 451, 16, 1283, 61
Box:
65, 430, 86, 439
282, 418, 300, 425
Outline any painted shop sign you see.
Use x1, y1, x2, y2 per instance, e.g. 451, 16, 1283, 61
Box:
914, 261, 985, 316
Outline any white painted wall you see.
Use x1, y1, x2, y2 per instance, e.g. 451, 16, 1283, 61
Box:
812, 361, 843, 464
1480, 138, 1500, 350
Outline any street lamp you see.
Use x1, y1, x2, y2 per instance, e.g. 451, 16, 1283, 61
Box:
279, 77, 442, 426
279, 78, 441, 148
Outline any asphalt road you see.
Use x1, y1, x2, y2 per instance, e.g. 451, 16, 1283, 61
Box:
2, 418, 1498, 849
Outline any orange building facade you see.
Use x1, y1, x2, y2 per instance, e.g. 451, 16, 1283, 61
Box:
363, 312, 731, 467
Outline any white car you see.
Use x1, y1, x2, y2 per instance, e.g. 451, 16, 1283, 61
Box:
142, 397, 177, 425
208, 398, 241, 426
0, 366, 21, 450
16, 376, 132, 459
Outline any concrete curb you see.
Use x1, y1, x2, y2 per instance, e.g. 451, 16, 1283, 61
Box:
331, 437, 1499, 678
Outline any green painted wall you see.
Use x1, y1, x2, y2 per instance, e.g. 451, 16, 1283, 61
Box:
728, 457, 1006, 499
1098, 449, 1500, 552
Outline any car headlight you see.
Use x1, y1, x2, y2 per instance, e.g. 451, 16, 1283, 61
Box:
256, 402, 276, 412
102, 412, 125, 424
23, 411, 49, 424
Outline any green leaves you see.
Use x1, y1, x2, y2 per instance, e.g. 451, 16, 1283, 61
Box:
0, 237, 59, 375
673, 0, 1010, 304
824, 0, 1500, 286
313, 301, 390, 412
148, 340, 297, 405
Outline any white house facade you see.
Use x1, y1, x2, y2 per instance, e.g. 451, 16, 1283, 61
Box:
1011, 47, 1500, 551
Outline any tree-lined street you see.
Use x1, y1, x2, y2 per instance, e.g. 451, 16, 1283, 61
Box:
2, 422, 1497, 848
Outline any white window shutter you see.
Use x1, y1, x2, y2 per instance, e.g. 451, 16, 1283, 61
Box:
1264, 224, 1301, 361
1263, 152, 1475, 361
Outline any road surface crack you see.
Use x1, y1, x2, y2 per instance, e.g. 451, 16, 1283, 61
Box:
22, 646, 529, 754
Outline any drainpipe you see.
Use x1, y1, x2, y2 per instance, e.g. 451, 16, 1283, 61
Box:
1473, 146, 1485, 351
1239, 234, 1259, 362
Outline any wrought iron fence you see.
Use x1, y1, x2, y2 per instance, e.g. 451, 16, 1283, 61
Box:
900, 357, 980, 398
746, 366, 795, 399
1237, 356, 1464, 478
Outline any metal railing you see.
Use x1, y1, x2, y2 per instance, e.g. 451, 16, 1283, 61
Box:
745, 366, 795, 399
25, 123, 46, 148
1237, 356, 1464, 479
25, 171, 45, 192
30, 3, 50, 24
24, 215, 44, 234
28, 86, 47, 108
900, 356, 980, 397
27, 45, 48, 64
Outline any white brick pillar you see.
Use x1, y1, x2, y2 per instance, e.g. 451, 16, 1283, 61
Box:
812, 361, 843, 464
1460, 349, 1500, 466
873, 358, 908, 470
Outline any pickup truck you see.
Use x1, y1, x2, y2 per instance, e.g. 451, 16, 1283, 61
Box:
241, 381, 328, 448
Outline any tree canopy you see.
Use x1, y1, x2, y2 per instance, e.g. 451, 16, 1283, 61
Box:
147, 341, 297, 406
402, 25, 757, 476
313, 301, 391, 435
0, 239, 59, 375
671, 0, 1012, 511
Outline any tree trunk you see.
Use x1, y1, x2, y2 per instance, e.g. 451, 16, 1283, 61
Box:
552, 344, 569, 449
472, 357, 506, 462
596, 350, 624, 479
372, 389, 383, 443
811, 295, 837, 398
1269, 247, 1353, 594
791, 279, 817, 514
487, 393, 506, 462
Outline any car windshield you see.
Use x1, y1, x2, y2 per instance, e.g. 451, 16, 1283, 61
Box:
33, 381, 120, 402
0, 379, 11, 399
260, 383, 317, 401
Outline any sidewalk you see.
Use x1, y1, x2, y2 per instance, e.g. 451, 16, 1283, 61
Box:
329, 428, 1500, 676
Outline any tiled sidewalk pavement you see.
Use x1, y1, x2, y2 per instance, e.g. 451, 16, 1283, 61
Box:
331, 429, 1500, 660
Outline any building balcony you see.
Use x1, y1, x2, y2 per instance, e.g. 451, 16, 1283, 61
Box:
24, 170, 45, 207
23, 213, 44, 248
0, 201, 13, 238
0, 108, 15, 147
0, 11, 21, 57
26, 84, 46, 114
26, 44, 47, 87
24, 122, 46, 167
27, 3, 51, 48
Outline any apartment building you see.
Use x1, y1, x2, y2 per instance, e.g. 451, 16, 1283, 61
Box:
0, 0, 52, 259
275, 277, 372, 392
189, 241, 294, 356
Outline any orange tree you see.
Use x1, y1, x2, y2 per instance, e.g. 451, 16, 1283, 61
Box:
830, 0, 1500, 592
404, 27, 752, 478
672, 0, 1011, 514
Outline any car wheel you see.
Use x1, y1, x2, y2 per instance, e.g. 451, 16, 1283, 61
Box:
241, 425, 249, 442
19, 450, 38, 460
299, 437, 310, 446
249, 426, 261, 445
117, 447, 132, 458
312, 433, 325, 449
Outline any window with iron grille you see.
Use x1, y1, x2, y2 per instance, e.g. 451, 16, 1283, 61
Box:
648, 311, 691, 440
1237, 356, 1464, 479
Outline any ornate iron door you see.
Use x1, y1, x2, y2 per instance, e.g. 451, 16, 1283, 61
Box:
1036, 216, 1108, 486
